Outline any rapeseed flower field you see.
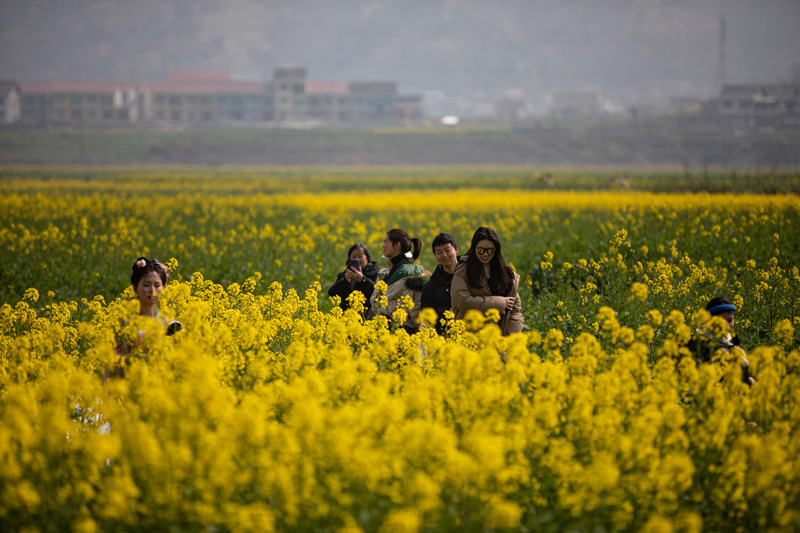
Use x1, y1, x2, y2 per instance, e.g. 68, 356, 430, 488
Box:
1, 167, 799, 532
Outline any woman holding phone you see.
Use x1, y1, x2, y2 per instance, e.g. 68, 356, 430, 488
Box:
328, 242, 380, 310
451, 227, 524, 336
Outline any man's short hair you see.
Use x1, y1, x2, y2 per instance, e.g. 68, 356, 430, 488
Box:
431, 232, 458, 252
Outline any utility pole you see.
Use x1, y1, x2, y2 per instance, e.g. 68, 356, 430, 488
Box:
717, 13, 729, 167
718, 14, 727, 92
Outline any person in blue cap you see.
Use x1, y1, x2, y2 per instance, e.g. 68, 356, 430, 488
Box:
706, 296, 737, 331
688, 296, 755, 386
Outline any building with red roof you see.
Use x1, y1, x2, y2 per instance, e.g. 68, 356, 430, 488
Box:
15, 68, 423, 127
19, 81, 139, 124
139, 74, 272, 122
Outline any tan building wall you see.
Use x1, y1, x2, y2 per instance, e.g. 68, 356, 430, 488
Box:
0, 83, 21, 124
274, 68, 307, 120
46, 83, 138, 123
149, 92, 216, 121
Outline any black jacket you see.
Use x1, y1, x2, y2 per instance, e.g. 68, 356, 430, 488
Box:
328, 260, 379, 310
685, 331, 754, 384
421, 264, 454, 334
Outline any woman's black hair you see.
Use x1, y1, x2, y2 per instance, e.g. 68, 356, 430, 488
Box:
386, 228, 422, 261
346, 242, 372, 266
131, 257, 169, 288
465, 227, 512, 295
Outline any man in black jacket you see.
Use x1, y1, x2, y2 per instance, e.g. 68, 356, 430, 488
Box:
421, 233, 459, 335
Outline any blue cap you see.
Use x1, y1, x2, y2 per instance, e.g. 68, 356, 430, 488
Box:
708, 303, 736, 315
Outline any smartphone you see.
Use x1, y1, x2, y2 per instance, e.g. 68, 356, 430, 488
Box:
348, 259, 361, 271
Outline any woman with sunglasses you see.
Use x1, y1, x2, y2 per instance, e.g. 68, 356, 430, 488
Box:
451, 227, 524, 336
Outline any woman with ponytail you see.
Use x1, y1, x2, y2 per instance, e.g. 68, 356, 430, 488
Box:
451, 227, 524, 336
368, 228, 428, 333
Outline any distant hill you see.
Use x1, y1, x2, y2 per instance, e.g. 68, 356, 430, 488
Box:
1, 0, 799, 111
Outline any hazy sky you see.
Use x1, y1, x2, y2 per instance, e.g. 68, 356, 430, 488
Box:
1, 0, 798, 113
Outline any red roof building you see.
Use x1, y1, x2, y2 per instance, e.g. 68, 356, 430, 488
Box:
15, 68, 423, 126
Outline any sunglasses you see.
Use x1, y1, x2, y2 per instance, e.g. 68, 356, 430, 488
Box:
476, 247, 496, 257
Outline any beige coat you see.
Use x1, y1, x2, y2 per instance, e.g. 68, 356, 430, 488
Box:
368, 264, 427, 332
451, 261, 524, 336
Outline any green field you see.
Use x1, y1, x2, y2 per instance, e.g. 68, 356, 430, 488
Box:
2, 166, 800, 531
3, 166, 799, 347
2, 119, 800, 167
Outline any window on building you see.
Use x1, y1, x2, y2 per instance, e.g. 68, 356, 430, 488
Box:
87, 95, 97, 103
170, 95, 181, 105
156, 95, 165, 103
102, 110, 113, 119
170, 110, 181, 120
101, 95, 113, 104
293, 84, 304, 94
54, 95, 66, 103
187, 95, 196, 103
70, 95, 82, 104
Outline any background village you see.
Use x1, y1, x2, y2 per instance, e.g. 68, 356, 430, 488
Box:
1, 63, 799, 130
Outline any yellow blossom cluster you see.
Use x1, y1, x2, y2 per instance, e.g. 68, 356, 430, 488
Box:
2, 168, 800, 530
2, 278, 800, 531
